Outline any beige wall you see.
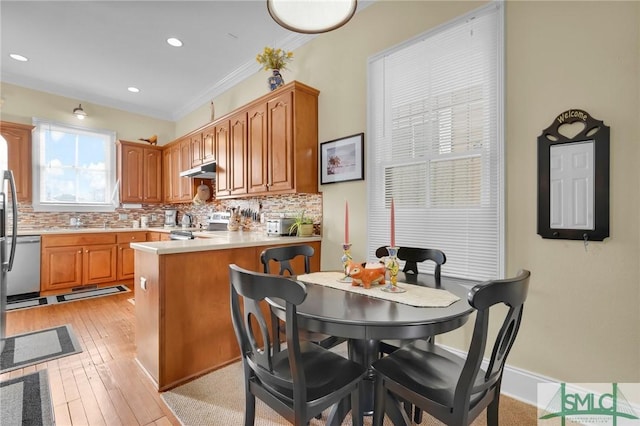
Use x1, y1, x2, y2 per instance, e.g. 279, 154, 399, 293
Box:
178, 1, 640, 383
0, 83, 175, 144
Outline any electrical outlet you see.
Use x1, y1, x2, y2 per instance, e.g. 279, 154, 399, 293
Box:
119, 213, 128, 220
151, 214, 157, 221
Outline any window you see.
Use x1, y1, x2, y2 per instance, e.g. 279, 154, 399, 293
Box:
32, 118, 116, 212
367, 3, 504, 280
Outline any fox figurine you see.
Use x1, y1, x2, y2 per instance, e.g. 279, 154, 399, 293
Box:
347, 261, 386, 289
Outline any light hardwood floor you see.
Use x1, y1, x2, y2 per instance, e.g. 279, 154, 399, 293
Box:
1, 292, 180, 426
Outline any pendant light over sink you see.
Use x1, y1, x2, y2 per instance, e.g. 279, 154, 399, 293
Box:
267, 0, 357, 34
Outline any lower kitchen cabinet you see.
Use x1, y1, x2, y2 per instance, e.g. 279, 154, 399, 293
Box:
117, 232, 148, 280
41, 232, 144, 295
41, 243, 117, 293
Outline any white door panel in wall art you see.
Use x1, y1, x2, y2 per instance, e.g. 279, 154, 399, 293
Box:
549, 140, 594, 230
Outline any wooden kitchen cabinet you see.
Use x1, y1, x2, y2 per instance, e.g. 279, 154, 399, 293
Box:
230, 112, 248, 196
0, 121, 33, 202
41, 233, 118, 294
190, 133, 203, 167
134, 240, 321, 390
215, 120, 231, 197
189, 125, 215, 168
218, 81, 319, 198
263, 84, 319, 194
202, 124, 216, 164
117, 140, 163, 204
162, 138, 193, 203
117, 231, 148, 280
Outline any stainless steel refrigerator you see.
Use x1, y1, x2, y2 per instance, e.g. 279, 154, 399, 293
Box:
0, 135, 18, 353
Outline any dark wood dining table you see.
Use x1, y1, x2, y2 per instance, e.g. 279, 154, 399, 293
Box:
267, 271, 480, 425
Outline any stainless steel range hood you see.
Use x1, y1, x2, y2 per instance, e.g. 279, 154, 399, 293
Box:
179, 161, 216, 179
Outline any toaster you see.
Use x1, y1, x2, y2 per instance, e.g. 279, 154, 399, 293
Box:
266, 218, 296, 236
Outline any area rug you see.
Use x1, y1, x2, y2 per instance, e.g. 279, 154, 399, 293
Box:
161, 357, 536, 425
6, 284, 130, 311
0, 370, 54, 426
0, 324, 82, 373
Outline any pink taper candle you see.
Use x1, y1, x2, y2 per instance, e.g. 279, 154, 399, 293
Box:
345, 201, 349, 244
390, 198, 395, 247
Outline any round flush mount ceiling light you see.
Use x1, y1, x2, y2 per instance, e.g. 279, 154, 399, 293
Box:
167, 37, 183, 47
127, 87, 140, 93
267, 0, 357, 34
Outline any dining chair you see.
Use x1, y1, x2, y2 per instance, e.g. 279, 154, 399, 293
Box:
229, 264, 366, 426
375, 246, 446, 281
260, 245, 346, 351
371, 269, 531, 426
375, 246, 446, 356
375, 245, 447, 422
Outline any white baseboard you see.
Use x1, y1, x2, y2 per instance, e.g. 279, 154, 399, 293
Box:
440, 344, 640, 415
440, 344, 550, 406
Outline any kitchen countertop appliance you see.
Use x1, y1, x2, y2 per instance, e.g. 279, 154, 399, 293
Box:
266, 217, 296, 236
164, 209, 177, 228
181, 213, 192, 228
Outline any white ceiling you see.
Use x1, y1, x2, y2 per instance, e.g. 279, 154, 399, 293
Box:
0, 1, 322, 121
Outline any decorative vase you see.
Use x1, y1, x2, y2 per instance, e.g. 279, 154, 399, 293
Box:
268, 69, 284, 91
297, 223, 314, 237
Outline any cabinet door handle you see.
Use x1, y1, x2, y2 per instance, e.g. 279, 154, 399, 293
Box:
85, 250, 89, 253
78, 250, 82, 254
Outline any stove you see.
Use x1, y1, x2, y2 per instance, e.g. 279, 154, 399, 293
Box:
206, 211, 231, 231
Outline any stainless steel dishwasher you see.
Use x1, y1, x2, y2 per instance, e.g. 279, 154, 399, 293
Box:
7, 235, 41, 297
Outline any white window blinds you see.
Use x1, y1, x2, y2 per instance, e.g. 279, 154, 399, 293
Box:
366, 4, 504, 281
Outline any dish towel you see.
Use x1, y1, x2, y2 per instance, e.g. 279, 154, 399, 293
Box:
296, 271, 460, 307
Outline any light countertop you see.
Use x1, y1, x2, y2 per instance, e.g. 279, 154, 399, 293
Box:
16, 226, 203, 235
130, 232, 322, 255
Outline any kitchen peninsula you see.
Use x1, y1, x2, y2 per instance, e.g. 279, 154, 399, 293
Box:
130, 232, 321, 391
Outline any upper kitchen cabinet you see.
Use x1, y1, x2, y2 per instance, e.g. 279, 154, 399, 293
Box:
219, 81, 320, 198
162, 137, 194, 203
0, 121, 33, 202
117, 140, 162, 204
229, 112, 248, 196
215, 120, 231, 197
215, 111, 247, 198
190, 124, 216, 167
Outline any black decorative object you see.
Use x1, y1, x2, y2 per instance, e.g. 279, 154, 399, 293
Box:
537, 109, 609, 241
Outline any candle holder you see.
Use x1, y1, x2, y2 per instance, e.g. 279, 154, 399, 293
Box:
382, 246, 406, 293
338, 243, 353, 283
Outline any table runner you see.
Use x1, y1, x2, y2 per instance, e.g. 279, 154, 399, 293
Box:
296, 271, 460, 307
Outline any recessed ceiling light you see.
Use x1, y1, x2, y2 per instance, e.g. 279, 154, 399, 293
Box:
167, 37, 183, 47
128, 87, 140, 93
9, 53, 28, 62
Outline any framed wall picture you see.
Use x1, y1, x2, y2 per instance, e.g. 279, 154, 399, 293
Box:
320, 133, 364, 184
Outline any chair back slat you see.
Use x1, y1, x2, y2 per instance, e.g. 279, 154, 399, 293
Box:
261, 245, 314, 276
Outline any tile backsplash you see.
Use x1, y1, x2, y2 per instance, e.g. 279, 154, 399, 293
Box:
16, 193, 323, 234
